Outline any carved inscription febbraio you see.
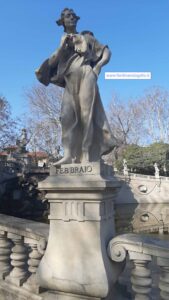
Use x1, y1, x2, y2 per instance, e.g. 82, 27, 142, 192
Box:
56, 165, 93, 175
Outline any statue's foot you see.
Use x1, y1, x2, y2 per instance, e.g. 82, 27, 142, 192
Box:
81, 152, 89, 164
53, 156, 72, 167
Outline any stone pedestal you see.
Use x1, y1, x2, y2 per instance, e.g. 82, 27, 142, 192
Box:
37, 162, 122, 299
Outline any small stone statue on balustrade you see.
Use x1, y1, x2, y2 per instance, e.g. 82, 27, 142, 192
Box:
123, 158, 129, 176
154, 162, 160, 179
163, 163, 167, 176
16, 129, 28, 154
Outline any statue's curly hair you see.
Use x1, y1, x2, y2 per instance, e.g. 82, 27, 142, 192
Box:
56, 8, 80, 31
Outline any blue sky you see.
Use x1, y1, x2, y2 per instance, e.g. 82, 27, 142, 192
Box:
0, 0, 169, 117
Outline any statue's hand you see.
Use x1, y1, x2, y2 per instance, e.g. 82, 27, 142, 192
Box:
72, 34, 87, 54
60, 34, 71, 48
93, 64, 101, 78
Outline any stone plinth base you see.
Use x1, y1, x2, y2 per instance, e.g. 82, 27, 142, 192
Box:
37, 161, 123, 299
41, 285, 130, 300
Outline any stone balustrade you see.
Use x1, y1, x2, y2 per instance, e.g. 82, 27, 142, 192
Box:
115, 172, 169, 205
0, 214, 48, 296
108, 233, 169, 300
2, 212, 169, 299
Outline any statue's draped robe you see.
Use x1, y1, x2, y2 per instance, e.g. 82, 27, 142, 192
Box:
36, 32, 116, 162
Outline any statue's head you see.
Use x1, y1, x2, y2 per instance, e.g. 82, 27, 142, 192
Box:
56, 8, 80, 32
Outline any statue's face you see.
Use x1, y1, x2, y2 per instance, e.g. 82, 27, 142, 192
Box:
63, 10, 78, 29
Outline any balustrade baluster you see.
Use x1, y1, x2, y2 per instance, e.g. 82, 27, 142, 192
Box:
23, 242, 42, 293
157, 257, 169, 300
129, 252, 152, 300
0, 231, 13, 279
5, 234, 28, 286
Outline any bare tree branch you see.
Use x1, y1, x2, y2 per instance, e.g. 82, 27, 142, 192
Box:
24, 84, 62, 157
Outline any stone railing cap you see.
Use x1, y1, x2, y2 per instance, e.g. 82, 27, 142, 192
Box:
108, 233, 169, 262
0, 214, 49, 241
